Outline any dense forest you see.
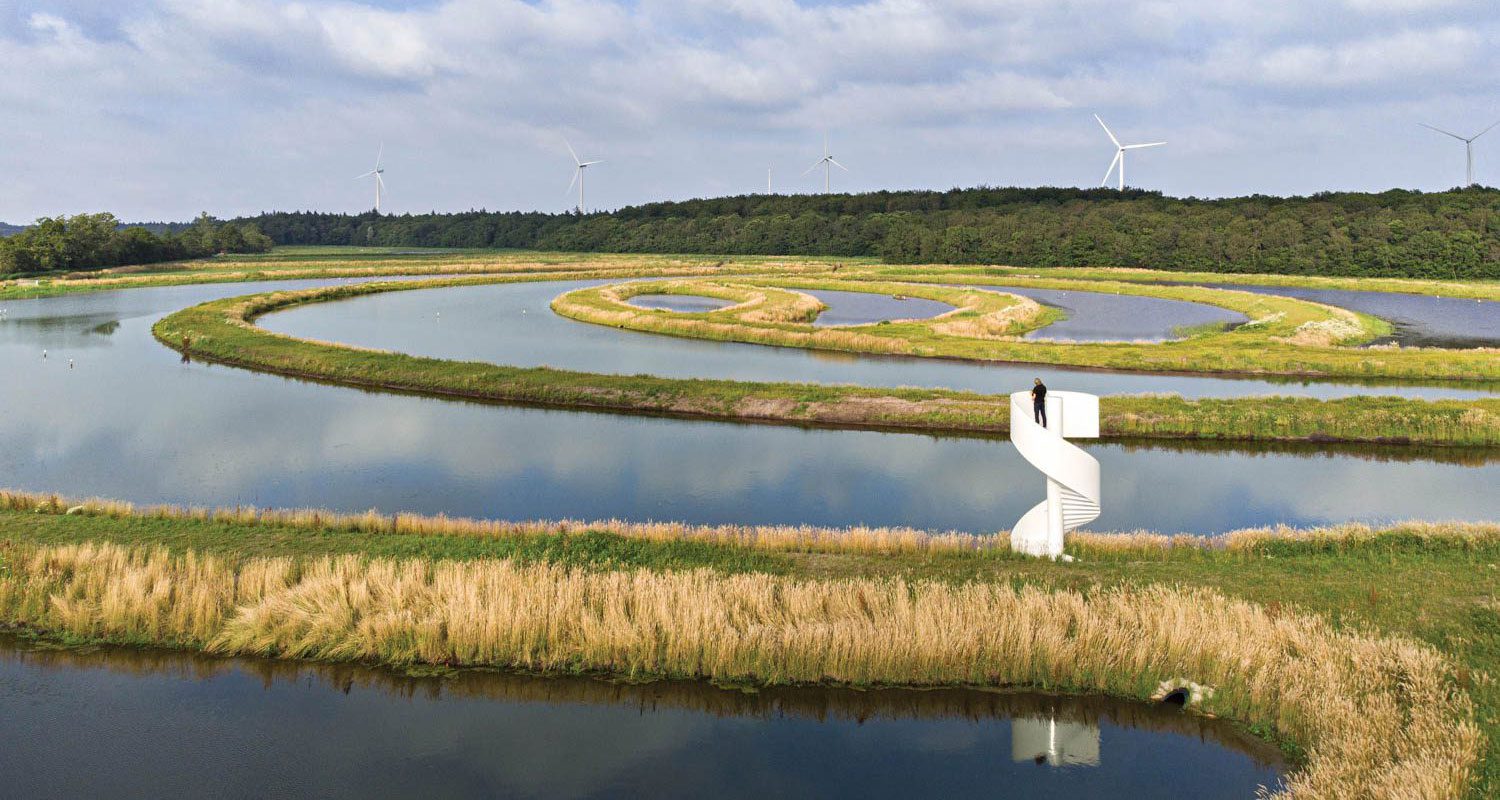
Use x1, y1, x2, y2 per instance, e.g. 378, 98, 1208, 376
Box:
0, 213, 273, 275
240, 187, 1499, 279
6, 188, 1494, 278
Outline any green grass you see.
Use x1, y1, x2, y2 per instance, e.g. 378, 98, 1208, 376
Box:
865, 263, 1500, 302
152, 275, 1500, 446
0, 248, 868, 300
562, 272, 1500, 384
1, 504, 1496, 797
0, 508, 790, 575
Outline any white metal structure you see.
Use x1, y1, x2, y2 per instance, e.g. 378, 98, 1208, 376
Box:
1010, 716, 1101, 767
1094, 115, 1165, 191
802, 134, 847, 193
355, 143, 386, 213
1419, 120, 1500, 186
565, 139, 604, 213
1009, 390, 1100, 558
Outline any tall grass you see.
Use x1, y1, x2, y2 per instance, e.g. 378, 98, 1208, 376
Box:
0, 540, 1478, 798
7, 489, 1497, 560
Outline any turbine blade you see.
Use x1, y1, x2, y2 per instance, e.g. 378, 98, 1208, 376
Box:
566, 167, 580, 194
802, 159, 824, 176
1094, 114, 1120, 147
564, 138, 581, 165
828, 157, 849, 171
1101, 151, 1121, 186
375, 141, 384, 169
1418, 123, 1465, 141
579, 160, 603, 167
355, 171, 375, 179
1123, 142, 1166, 149
1472, 119, 1500, 141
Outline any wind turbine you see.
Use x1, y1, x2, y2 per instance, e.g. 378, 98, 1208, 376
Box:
355, 144, 386, 213
1095, 115, 1165, 191
802, 134, 847, 193
1419, 120, 1500, 186
565, 139, 603, 213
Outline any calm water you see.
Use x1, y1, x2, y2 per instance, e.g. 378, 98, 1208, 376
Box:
262, 281, 1495, 400
1, 280, 1496, 533
629, 294, 737, 313
965, 285, 1245, 342
804, 288, 953, 326
1191, 283, 1500, 348
0, 636, 1285, 799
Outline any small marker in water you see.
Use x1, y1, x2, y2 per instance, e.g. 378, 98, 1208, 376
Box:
69, 359, 74, 369
42, 349, 47, 359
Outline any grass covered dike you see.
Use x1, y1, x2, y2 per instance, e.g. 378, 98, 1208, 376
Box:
0, 248, 849, 300
0, 490, 1492, 798
557, 274, 1500, 383
152, 274, 1500, 447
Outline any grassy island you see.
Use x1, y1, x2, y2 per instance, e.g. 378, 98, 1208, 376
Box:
557, 273, 1500, 383
150, 275, 1500, 447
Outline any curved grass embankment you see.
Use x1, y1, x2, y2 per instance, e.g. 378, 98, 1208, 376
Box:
559, 274, 1500, 383
0, 250, 859, 301
858, 263, 1500, 302
553, 277, 1056, 356
152, 276, 1500, 447
0, 491, 1489, 798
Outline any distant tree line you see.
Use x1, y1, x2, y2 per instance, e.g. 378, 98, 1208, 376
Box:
239, 187, 1499, 279
0, 213, 273, 275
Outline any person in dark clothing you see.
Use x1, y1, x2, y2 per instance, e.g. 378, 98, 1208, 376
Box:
1031, 378, 1048, 427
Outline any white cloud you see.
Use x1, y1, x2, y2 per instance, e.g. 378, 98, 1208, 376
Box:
1206, 26, 1484, 89
0, 0, 1496, 220
1342, 0, 1473, 11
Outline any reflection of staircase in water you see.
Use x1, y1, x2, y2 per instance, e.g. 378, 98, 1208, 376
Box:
1009, 390, 1101, 558
1011, 716, 1102, 767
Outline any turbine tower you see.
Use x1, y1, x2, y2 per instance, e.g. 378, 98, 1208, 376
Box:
1095, 115, 1165, 191
1419, 120, 1500, 186
802, 134, 847, 193
355, 143, 386, 213
565, 139, 603, 213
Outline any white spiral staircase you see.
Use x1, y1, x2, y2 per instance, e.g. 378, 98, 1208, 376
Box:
1009, 390, 1101, 558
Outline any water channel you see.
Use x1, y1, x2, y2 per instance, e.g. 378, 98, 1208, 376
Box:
263, 280, 1495, 400
1182, 282, 1499, 349
1, 279, 1494, 533
0, 635, 1286, 799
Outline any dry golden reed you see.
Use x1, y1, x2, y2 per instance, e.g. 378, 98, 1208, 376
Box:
0, 541, 1479, 799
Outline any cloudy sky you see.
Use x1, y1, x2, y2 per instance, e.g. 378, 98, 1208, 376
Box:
2, 0, 1497, 222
